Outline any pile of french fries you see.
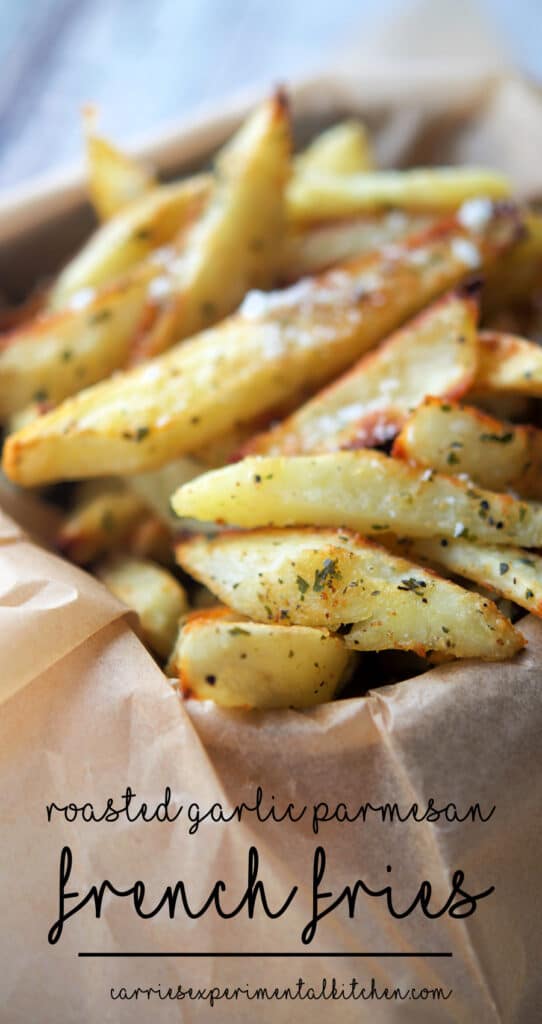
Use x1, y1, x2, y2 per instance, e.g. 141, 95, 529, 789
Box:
3, 92, 542, 710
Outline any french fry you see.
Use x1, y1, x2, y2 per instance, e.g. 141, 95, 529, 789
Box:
475, 331, 542, 396
126, 515, 174, 565
393, 397, 542, 499
287, 168, 511, 223
282, 211, 433, 279
133, 93, 291, 360
0, 276, 149, 418
96, 556, 188, 659
393, 536, 542, 618
168, 606, 355, 707
294, 120, 374, 176
244, 288, 478, 455
171, 450, 542, 548
345, 596, 522, 659
175, 528, 523, 660
4, 204, 521, 486
84, 114, 156, 220
49, 177, 211, 310
6, 399, 52, 435
57, 483, 150, 564
53, 123, 381, 312
130, 458, 205, 525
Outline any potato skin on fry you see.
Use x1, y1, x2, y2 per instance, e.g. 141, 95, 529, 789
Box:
3, 205, 522, 486
244, 288, 479, 456
175, 528, 523, 660
393, 396, 542, 500
170, 606, 355, 709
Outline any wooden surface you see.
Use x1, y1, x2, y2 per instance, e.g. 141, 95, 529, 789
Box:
0, 0, 540, 192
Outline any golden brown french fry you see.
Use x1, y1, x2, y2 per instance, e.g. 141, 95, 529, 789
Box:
393, 536, 542, 618
126, 515, 174, 565
169, 606, 355, 708
393, 397, 542, 499
4, 204, 521, 486
6, 400, 51, 435
84, 115, 156, 220
175, 528, 523, 660
96, 556, 188, 659
287, 169, 511, 222
294, 120, 374, 176
244, 288, 479, 455
282, 211, 433, 279
133, 93, 291, 360
483, 211, 542, 312
57, 122, 378, 313
49, 177, 211, 310
57, 483, 150, 564
0, 276, 149, 418
171, 450, 542, 548
344, 594, 522, 659
475, 331, 542, 396
0, 287, 47, 333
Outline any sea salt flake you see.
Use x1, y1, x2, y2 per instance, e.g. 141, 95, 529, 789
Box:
458, 197, 493, 232
148, 276, 173, 302
68, 287, 96, 311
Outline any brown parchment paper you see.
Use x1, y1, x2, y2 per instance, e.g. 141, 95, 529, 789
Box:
2, 4, 542, 1022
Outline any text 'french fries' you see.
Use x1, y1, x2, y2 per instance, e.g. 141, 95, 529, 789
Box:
171, 450, 542, 548
245, 288, 479, 455
3, 203, 521, 485
175, 529, 523, 660
393, 397, 542, 500
169, 606, 355, 708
